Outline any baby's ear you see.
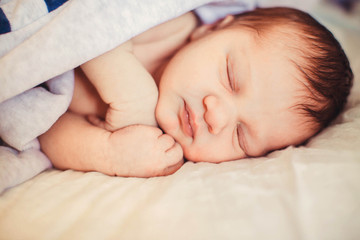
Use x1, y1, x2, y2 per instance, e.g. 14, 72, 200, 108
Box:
190, 15, 235, 41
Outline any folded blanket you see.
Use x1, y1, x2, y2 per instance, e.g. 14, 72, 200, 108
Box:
0, 0, 319, 193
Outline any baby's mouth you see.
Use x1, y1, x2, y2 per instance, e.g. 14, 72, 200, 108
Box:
181, 100, 195, 139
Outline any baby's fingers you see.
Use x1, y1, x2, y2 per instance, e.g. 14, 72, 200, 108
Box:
165, 142, 183, 160
162, 157, 184, 176
87, 115, 107, 129
88, 115, 119, 132
157, 134, 183, 160
157, 134, 176, 151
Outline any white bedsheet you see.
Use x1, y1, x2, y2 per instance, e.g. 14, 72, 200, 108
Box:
0, 1, 359, 240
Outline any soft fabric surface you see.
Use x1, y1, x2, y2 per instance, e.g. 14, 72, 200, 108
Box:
0, 0, 359, 239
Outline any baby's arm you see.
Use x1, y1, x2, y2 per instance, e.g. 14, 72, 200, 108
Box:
81, 41, 158, 131
39, 112, 183, 177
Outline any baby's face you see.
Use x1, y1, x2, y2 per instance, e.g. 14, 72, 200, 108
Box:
156, 26, 315, 162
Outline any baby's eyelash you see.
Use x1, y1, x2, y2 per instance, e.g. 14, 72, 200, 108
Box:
236, 123, 241, 144
226, 57, 235, 91
236, 123, 246, 153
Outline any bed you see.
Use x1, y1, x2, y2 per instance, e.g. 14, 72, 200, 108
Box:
0, 0, 359, 239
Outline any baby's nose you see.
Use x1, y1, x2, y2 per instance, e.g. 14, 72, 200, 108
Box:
203, 95, 229, 135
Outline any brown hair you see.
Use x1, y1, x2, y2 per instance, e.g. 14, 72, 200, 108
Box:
232, 7, 353, 132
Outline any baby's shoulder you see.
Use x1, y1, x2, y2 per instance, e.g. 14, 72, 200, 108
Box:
132, 12, 198, 45
129, 12, 198, 74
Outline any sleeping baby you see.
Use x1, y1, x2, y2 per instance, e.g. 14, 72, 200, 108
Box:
39, 7, 353, 177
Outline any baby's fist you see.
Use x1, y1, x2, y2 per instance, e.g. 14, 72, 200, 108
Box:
104, 125, 184, 177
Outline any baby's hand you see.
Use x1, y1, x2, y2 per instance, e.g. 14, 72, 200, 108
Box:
100, 125, 184, 177
88, 96, 158, 132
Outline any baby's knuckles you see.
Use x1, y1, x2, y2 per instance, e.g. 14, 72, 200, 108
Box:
105, 125, 183, 177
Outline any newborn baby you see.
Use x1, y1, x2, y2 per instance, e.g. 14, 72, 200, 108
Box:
39, 7, 353, 177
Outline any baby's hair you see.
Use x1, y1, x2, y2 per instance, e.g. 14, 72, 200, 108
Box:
232, 7, 353, 133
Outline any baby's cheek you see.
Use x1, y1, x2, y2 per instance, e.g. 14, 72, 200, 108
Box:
155, 97, 176, 125
183, 145, 215, 162
155, 109, 176, 136
184, 143, 247, 163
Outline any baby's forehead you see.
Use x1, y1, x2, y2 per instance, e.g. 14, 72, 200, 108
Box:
232, 20, 306, 50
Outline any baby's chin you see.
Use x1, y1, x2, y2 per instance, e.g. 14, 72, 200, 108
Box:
182, 146, 243, 163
